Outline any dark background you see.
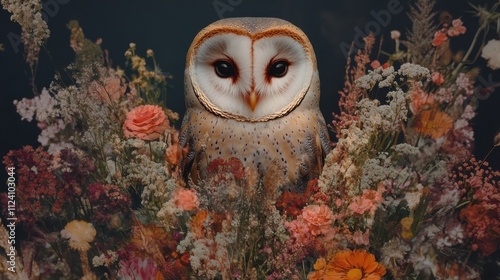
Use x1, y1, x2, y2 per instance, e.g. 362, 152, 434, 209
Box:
1, 0, 499, 176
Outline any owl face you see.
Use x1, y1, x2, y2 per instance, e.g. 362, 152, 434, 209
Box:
186, 18, 316, 122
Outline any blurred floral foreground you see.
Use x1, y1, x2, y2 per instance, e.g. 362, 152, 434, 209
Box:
2, 0, 500, 279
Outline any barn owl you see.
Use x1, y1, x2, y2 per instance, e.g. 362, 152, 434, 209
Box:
180, 17, 331, 190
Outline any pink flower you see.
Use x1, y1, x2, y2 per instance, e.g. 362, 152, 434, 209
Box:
348, 196, 373, 215
118, 257, 162, 280
88, 73, 126, 103
300, 205, 334, 236
285, 219, 311, 243
348, 189, 382, 216
431, 72, 444, 86
370, 60, 381, 69
172, 188, 199, 211
432, 31, 448, 47
352, 230, 370, 246
447, 19, 466, 37
409, 84, 435, 114
123, 105, 169, 140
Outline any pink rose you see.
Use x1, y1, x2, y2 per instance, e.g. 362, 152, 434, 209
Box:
300, 205, 334, 236
123, 105, 169, 140
431, 72, 445, 86
88, 75, 126, 103
172, 188, 199, 211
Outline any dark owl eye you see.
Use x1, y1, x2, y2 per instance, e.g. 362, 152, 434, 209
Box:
268, 60, 289, 78
213, 60, 237, 78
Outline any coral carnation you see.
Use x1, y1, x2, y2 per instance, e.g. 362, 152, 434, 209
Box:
432, 31, 448, 47
172, 188, 199, 211
300, 204, 334, 236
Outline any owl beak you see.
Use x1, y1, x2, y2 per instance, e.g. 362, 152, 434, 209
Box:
247, 91, 258, 111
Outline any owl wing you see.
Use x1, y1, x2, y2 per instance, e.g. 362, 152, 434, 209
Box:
318, 113, 332, 162
179, 111, 196, 182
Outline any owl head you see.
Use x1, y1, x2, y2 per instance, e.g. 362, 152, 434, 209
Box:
185, 17, 319, 122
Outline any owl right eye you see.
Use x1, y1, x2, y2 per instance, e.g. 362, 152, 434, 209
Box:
213, 60, 237, 78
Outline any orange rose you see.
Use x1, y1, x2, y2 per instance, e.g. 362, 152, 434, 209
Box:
123, 105, 169, 140
301, 205, 334, 236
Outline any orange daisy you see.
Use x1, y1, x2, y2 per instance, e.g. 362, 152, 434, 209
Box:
413, 109, 453, 139
324, 249, 386, 280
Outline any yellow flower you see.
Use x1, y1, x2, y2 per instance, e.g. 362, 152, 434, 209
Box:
401, 230, 414, 241
400, 217, 414, 231
323, 249, 386, 280
60, 220, 96, 252
314, 257, 327, 270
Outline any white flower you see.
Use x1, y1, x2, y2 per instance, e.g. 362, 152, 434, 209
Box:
390, 30, 401, 40
481, 39, 500, 70
398, 63, 430, 80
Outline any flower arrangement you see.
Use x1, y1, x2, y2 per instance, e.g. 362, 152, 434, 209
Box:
1, 0, 500, 279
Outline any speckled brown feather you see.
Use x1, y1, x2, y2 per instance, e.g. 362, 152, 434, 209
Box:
180, 105, 330, 189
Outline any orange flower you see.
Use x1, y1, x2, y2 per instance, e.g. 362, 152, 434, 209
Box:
323, 249, 386, 280
190, 210, 209, 238
123, 105, 169, 140
432, 30, 448, 47
413, 109, 453, 139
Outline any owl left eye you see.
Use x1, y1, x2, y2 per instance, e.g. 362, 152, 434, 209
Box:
268, 60, 289, 78
213, 60, 237, 78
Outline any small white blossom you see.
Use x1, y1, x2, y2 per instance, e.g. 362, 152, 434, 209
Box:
398, 63, 430, 80
481, 39, 500, 70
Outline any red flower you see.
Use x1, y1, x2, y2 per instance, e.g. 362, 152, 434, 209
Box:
2, 146, 58, 224
432, 31, 448, 47
276, 191, 307, 217
207, 157, 245, 181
